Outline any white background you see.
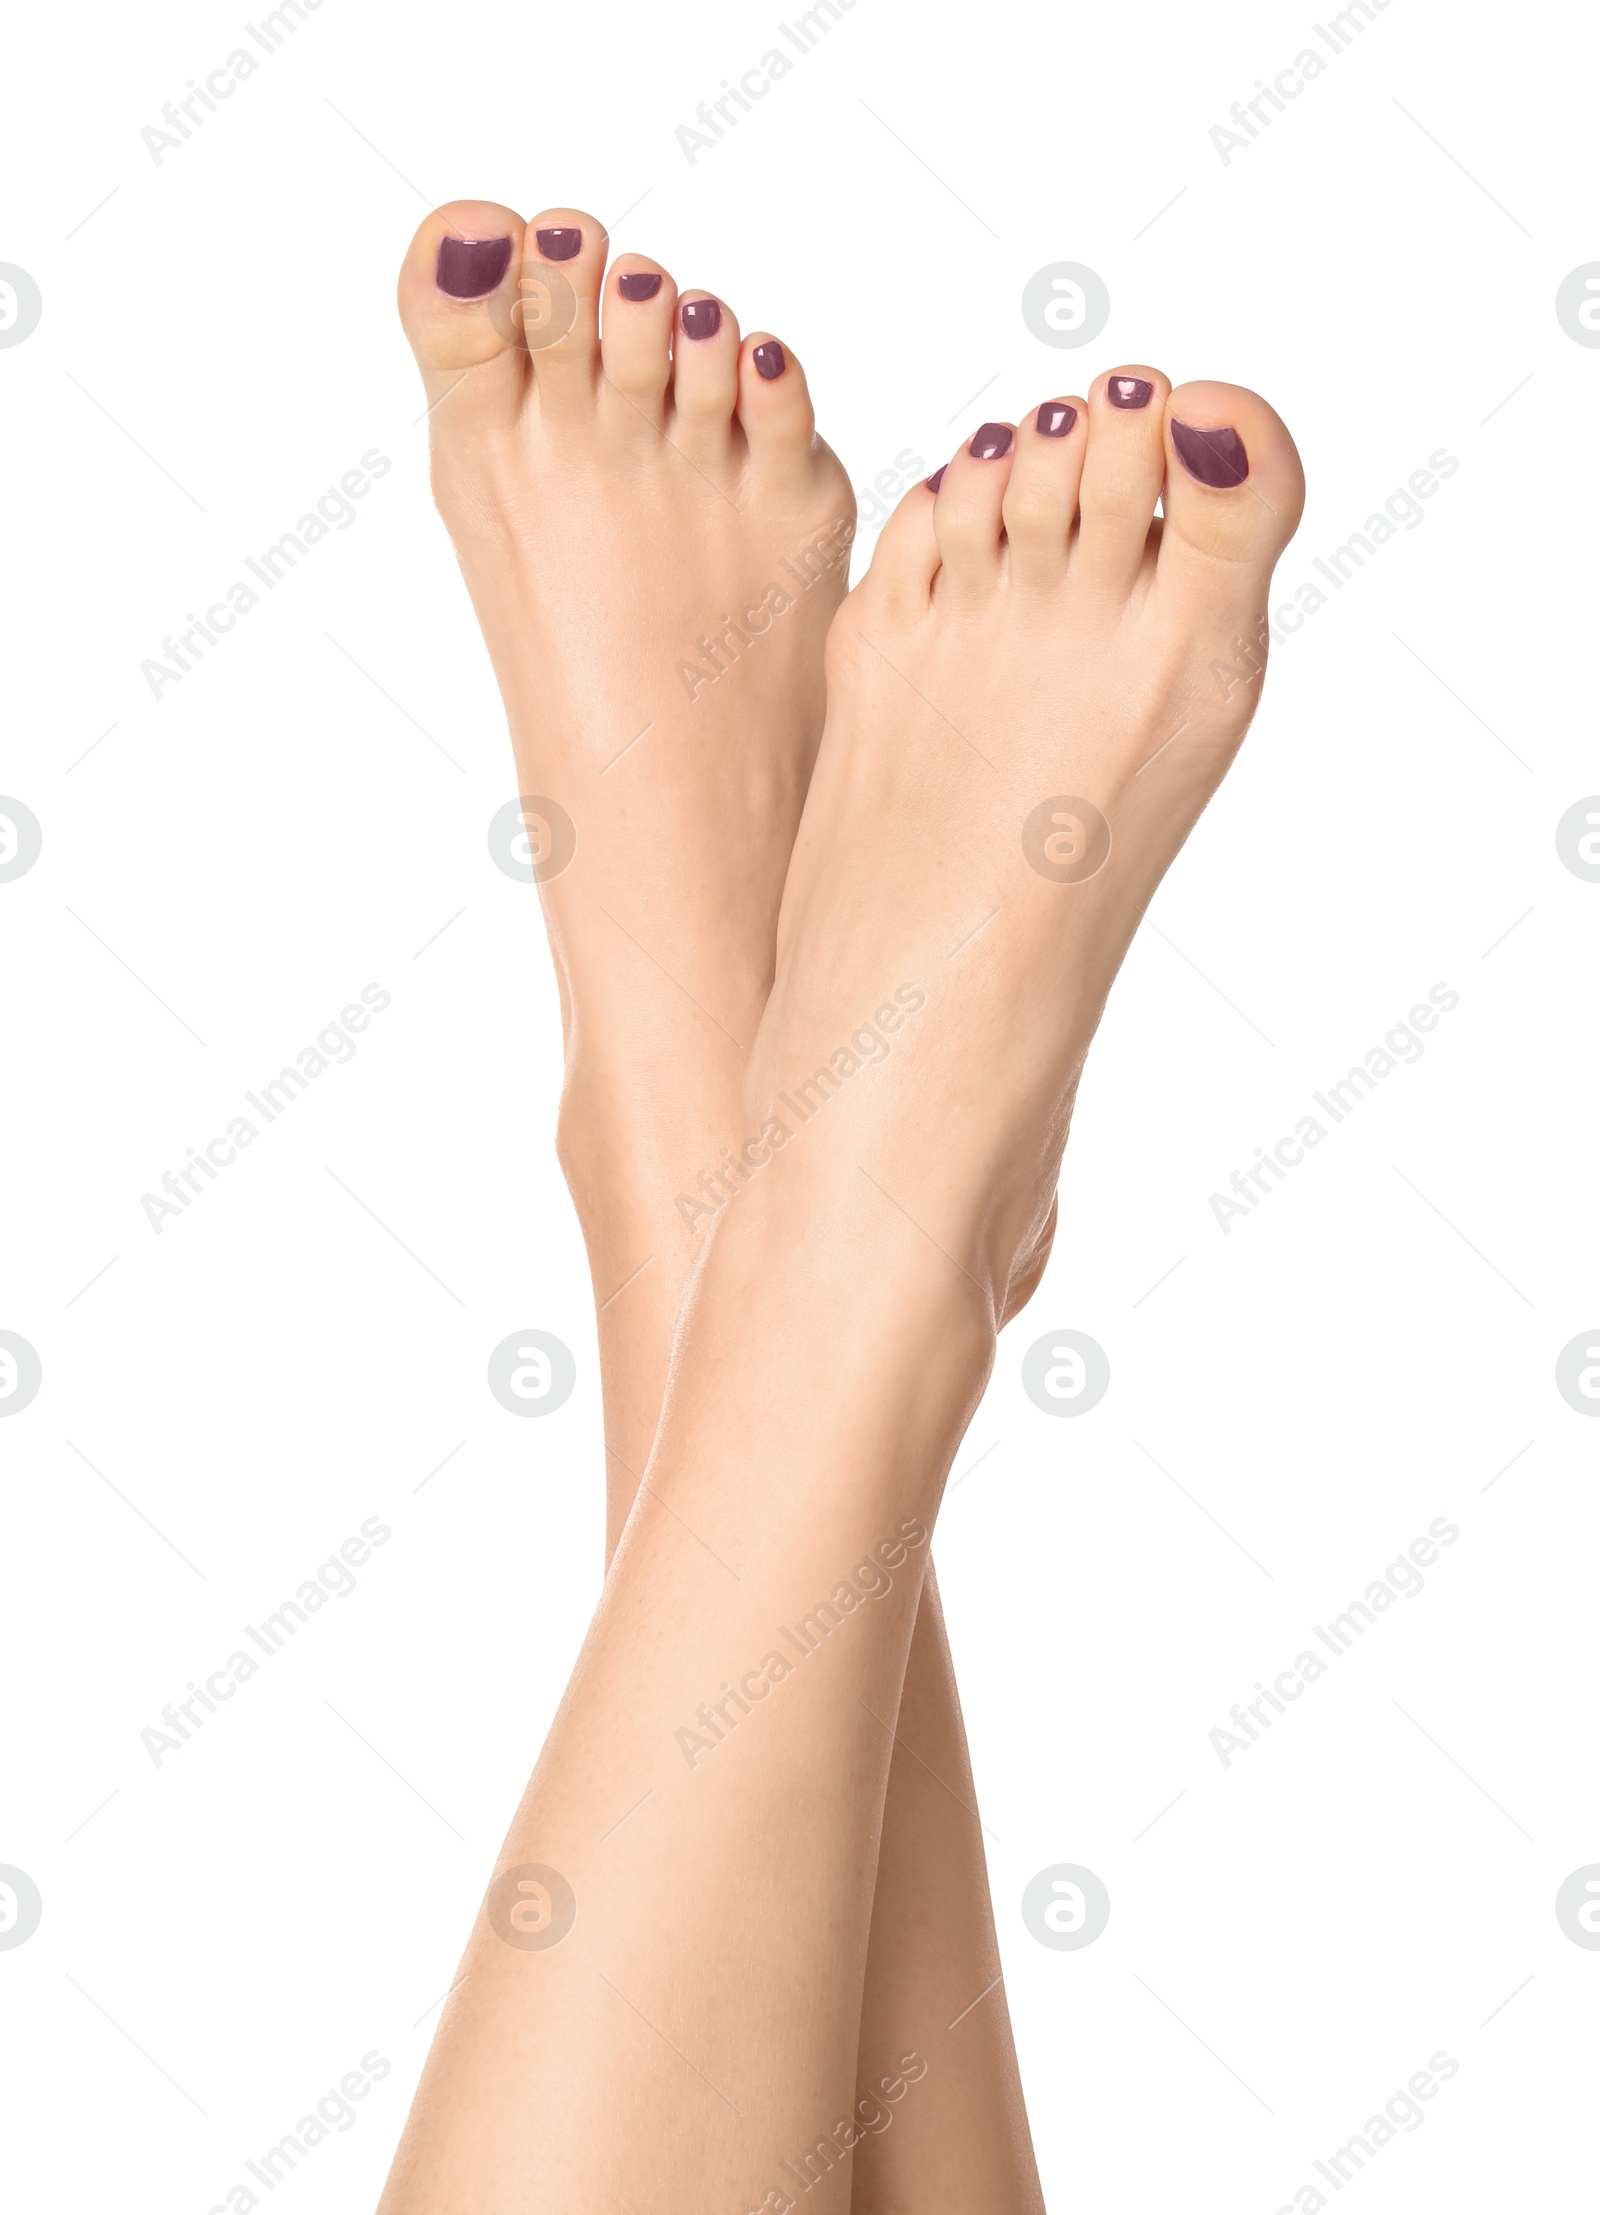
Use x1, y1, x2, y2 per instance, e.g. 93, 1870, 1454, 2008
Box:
3, 0, 1597, 2207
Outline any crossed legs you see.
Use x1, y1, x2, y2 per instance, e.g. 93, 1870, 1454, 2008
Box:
382, 197, 1302, 2210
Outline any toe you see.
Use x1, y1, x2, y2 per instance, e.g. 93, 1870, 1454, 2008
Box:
669, 292, 742, 456
1158, 381, 1305, 574
855, 474, 942, 623
522, 205, 608, 419
600, 254, 678, 431
1001, 397, 1088, 594
736, 332, 819, 488
397, 199, 528, 422
1073, 364, 1170, 599
932, 421, 1016, 602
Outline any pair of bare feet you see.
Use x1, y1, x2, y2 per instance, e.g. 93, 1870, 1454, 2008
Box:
383, 200, 1303, 2212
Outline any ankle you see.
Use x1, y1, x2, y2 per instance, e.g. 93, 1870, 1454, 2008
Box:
657, 1211, 994, 1527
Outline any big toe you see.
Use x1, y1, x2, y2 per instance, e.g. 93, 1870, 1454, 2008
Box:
398, 199, 528, 425
1159, 381, 1305, 575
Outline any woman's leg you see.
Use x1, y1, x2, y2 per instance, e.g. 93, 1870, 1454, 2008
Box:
572, 1117, 1042, 2212
849, 1570, 1043, 2211
398, 197, 1046, 2208
381, 1157, 995, 2209
381, 306, 1303, 2203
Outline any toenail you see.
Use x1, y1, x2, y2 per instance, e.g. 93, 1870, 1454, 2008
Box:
926, 465, 948, 493
680, 297, 722, 340
1036, 402, 1077, 438
436, 235, 513, 299
1108, 376, 1154, 410
618, 271, 663, 301
1170, 418, 1250, 487
753, 340, 787, 380
969, 422, 1013, 460
535, 226, 583, 262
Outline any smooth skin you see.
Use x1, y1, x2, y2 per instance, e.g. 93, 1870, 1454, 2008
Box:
388, 197, 1303, 2211
396, 198, 1041, 2211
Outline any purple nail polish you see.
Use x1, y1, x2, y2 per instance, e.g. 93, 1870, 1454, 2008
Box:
535, 226, 582, 262
969, 422, 1013, 460
753, 340, 787, 380
436, 235, 513, 299
1171, 418, 1250, 487
927, 465, 947, 493
680, 297, 722, 340
1108, 376, 1154, 410
1036, 402, 1077, 439
617, 271, 663, 301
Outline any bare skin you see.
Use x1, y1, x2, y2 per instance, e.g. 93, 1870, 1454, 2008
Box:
396, 202, 1042, 2209
378, 332, 1302, 2205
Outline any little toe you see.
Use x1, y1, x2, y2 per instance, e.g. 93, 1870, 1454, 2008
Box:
1073, 365, 1170, 600
736, 333, 824, 494
854, 472, 944, 623
1001, 398, 1088, 593
932, 421, 1016, 603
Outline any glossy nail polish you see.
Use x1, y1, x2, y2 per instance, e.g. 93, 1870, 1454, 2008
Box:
1108, 376, 1154, 410
535, 226, 582, 262
927, 465, 947, 493
618, 271, 663, 301
680, 297, 722, 340
436, 235, 513, 299
1036, 402, 1077, 438
969, 422, 1013, 459
753, 340, 787, 380
1170, 419, 1249, 486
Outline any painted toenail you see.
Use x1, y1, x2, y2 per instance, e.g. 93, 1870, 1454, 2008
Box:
535, 227, 583, 262
1170, 418, 1250, 487
969, 422, 1013, 459
680, 297, 722, 340
926, 466, 948, 493
436, 235, 513, 299
1036, 402, 1077, 438
1108, 377, 1154, 409
618, 271, 663, 301
753, 340, 787, 380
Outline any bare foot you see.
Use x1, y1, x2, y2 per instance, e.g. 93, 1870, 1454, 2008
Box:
747, 366, 1305, 1315
395, 202, 1051, 2214
397, 207, 851, 1156
398, 200, 853, 1483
